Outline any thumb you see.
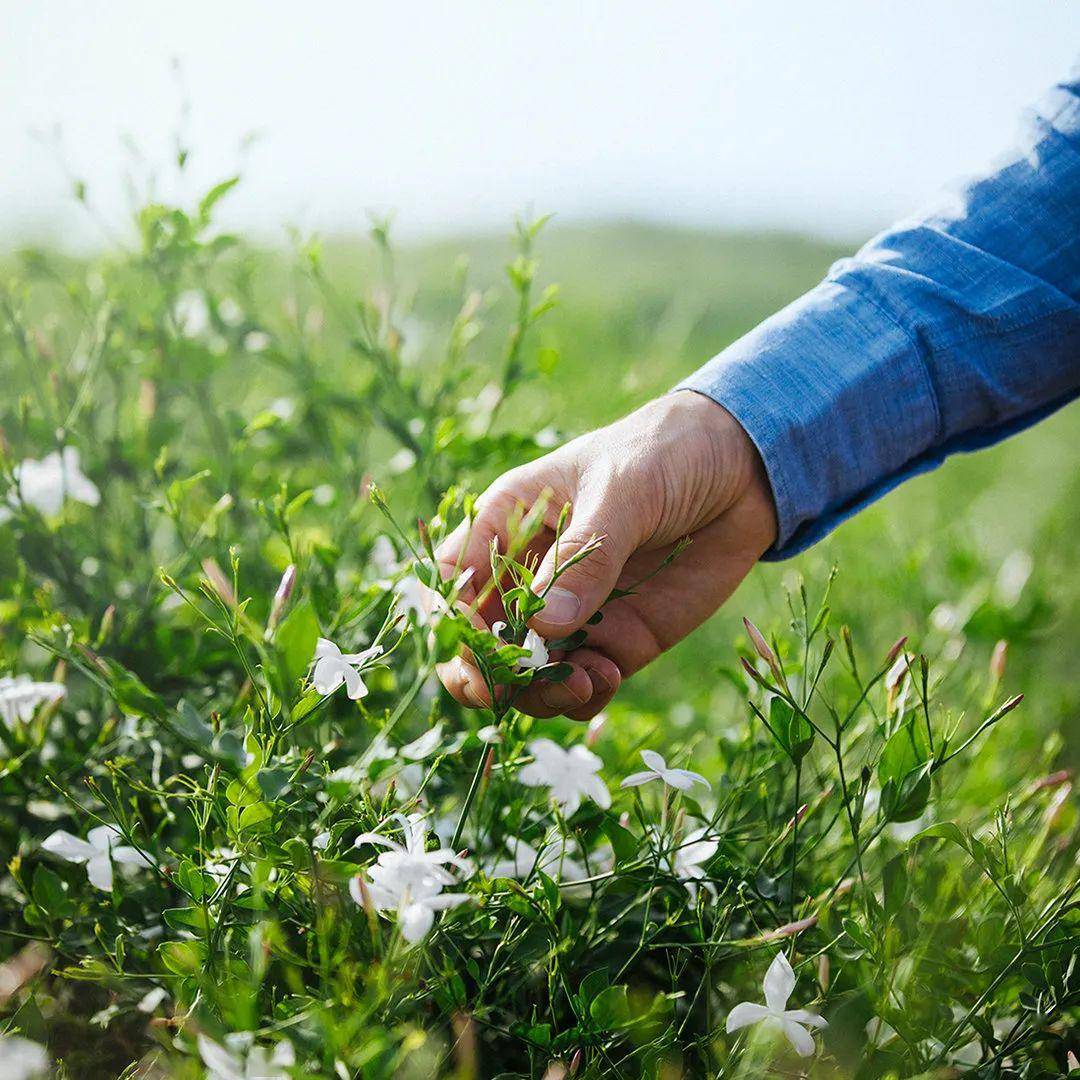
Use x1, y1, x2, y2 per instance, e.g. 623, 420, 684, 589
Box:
529, 494, 633, 639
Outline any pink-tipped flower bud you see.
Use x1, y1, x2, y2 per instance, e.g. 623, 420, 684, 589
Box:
743, 617, 776, 666
201, 558, 237, 608
760, 914, 818, 942
818, 954, 830, 992
267, 564, 297, 631
885, 635, 908, 667
585, 712, 606, 746
990, 639, 1008, 681
569, 1049, 583, 1077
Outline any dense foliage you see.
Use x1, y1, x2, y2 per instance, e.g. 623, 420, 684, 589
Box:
0, 175, 1077, 1079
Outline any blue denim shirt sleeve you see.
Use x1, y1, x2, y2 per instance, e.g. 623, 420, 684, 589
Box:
677, 64, 1080, 559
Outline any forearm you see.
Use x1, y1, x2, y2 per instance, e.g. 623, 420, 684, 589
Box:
680, 64, 1080, 558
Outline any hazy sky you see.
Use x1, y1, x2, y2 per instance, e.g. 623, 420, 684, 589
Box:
2, 3, 1077, 247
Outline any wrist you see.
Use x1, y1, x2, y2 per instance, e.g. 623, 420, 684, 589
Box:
667, 389, 779, 553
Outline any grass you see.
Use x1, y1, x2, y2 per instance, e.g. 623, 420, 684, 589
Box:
0, 176, 1077, 1079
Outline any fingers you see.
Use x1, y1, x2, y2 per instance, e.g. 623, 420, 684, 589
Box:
513, 648, 622, 721
438, 646, 621, 721
529, 490, 634, 640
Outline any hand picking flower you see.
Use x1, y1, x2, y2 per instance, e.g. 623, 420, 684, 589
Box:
0, 675, 66, 729
491, 623, 549, 671
621, 749, 709, 792
725, 951, 827, 1057
351, 813, 473, 943
310, 638, 383, 699
518, 738, 611, 815
41, 825, 148, 892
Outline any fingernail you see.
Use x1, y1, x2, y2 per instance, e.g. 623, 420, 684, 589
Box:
588, 669, 613, 697
541, 587, 580, 627
540, 680, 589, 711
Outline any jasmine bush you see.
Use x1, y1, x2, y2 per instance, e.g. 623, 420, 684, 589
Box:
0, 175, 1077, 1079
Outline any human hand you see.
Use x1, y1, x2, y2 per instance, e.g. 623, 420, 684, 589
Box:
435, 391, 778, 719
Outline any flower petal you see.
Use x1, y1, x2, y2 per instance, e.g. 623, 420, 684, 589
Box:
764, 951, 797, 1012
85, 853, 114, 891
110, 845, 148, 867
782, 1019, 817, 1057
783, 1008, 828, 1029
399, 901, 435, 942
342, 665, 368, 700
353, 833, 402, 851
585, 774, 612, 810
41, 830, 96, 862
197, 1034, 244, 1080
620, 771, 657, 788
314, 638, 340, 659
725, 1001, 771, 1032
312, 656, 343, 695
640, 749, 667, 772
667, 768, 710, 790
660, 769, 697, 791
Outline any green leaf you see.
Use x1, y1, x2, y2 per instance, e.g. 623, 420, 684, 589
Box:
589, 985, 631, 1030
275, 597, 320, 687
238, 802, 274, 833
157, 940, 206, 976
602, 816, 638, 866
31, 864, 71, 916
882, 854, 908, 917
163, 906, 213, 933
579, 968, 609, 1005
770, 698, 814, 762
878, 720, 930, 788
198, 176, 240, 223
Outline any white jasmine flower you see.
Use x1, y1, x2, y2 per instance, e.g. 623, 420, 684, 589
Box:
490, 834, 588, 889
42, 824, 147, 892
312, 831, 331, 850
243, 330, 271, 353
11, 448, 99, 518
218, 298, 243, 326
519, 629, 549, 670
369, 535, 401, 580
0, 1036, 49, 1080
621, 749, 709, 792
351, 813, 472, 943
535, 426, 560, 448
995, 550, 1032, 606
173, 290, 209, 337
725, 951, 827, 1057
388, 448, 417, 474
312, 483, 335, 506
670, 827, 719, 904
137, 986, 169, 1013
394, 576, 428, 623
269, 397, 295, 420
395, 567, 471, 626
477, 725, 502, 744
310, 638, 383, 700
197, 1033, 295, 1080
401, 724, 443, 761
492, 624, 549, 670
518, 738, 611, 815
0, 676, 65, 729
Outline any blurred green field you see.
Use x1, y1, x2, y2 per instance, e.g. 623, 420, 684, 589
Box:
8, 215, 1076, 768
358, 221, 1079, 768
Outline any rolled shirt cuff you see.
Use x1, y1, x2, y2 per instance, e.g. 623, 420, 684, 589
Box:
675, 278, 940, 559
